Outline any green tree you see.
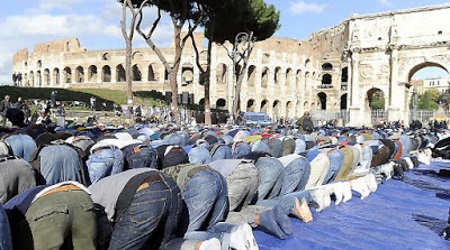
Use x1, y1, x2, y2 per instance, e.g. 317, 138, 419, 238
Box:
369, 91, 385, 110
412, 90, 439, 110
203, 0, 280, 121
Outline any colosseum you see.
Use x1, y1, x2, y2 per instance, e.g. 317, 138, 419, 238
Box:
12, 4, 450, 126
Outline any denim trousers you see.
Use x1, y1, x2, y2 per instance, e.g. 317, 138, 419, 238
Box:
183, 222, 238, 250
232, 143, 251, 159
254, 157, 284, 200
86, 148, 124, 185
400, 136, 412, 157
4, 133, 37, 161
188, 146, 212, 165
210, 145, 233, 161
279, 156, 311, 195
182, 168, 228, 232
122, 144, 159, 169
356, 145, 373, 171
109, 174, 183, 250
24, 189, 96, 250
322, 149, 344, 184
0, 202, 12, 250
294, 139, 306, 154
226, 162, 260, 212
39, 145, 82, 185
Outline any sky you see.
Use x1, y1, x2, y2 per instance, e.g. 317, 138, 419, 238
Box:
0, 0, 449, 84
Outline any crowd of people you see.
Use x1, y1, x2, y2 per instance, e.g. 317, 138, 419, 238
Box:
0, 107, 449, 250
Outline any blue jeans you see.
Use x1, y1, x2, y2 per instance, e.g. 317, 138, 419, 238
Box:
322, 149, 344, 184
39, 145, 82, 185
184, 222, 237, 250
232, 143, 251, 159
210, 145, 233, 161
122, 144, 159, 169
280, 157, 311, 195
182, 169, 228, 232
0, 203, 12, 250
257, 190, 311, 215
5, 134, 37, 161
254, 157, 283, 200
226, 162, 260, 212
86, 148, 124, 185
109, 174, 182, 250
294, 139, 306, 154
188, 146, 212, 165
400, 136, 412, 157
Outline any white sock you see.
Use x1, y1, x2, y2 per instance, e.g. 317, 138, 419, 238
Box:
199, 238, 221, 250
331, 182, 344, 205
311, 187, 331, 212
341, 182, 353, 203
230, 224, 258, 250
241, 223, 259, 250
351, 177, 370, 199
365, 173, 378, 193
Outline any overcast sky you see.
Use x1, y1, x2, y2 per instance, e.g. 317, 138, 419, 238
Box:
1, 0, 449, 84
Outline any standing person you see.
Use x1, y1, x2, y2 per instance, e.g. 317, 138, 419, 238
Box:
296, 111, 314, 134
0, 95, 11, 127
90, 96, 96, 111
50, 91, 57, 108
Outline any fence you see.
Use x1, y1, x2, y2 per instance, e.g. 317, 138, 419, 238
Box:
409, 110, 450, 124
311, 110, 349, 126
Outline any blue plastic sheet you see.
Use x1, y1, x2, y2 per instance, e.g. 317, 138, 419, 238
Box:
254, 161, 450, 249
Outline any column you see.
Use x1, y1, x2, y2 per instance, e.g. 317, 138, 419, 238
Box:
348, 48, 363, 126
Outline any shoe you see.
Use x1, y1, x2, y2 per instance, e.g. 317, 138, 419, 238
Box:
230, 224, 258, 250
404, 157, 414, 169
199, 238, 221, 250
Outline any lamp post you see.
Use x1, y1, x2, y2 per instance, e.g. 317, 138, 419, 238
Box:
231, 32, 250, 124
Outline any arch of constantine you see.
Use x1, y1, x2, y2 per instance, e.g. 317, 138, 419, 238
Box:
12, 4, 450, 126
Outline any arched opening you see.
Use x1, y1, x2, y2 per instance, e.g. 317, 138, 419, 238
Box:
37, 60, 42, 68
36, 70, 42, 87
366, 88, 385, 110
53, 68, 60, 86
274, 67, 281, 84
409, 63, 450, 110
340, 93, 348, 110
286, 68, 294, 91
296, 69, 302, 90
75, 66, 84, 83
318, 92, 327, 110
322, 63, 333, 71
247, 99, 256, 112
216, 99, 226, 110
305, 59, 311, 68
182, 63, 194, 85
199, 98, 205, 107
133, 51, 142, 60
63, 67, 72, 84
24, 73, 28, 86
273, 100, 281, 120
148, 64, 157, 81
116, 64, 126, 82
132, 64, 142, 81
88, 65, 97, 82
321, 73, 332, 88
261, 99, 269, 113
261, 67, 269, 88
247, 65, 257, 87
29, 71, 34, 86
102, 53, 110, 61
102, 65, 111, 82
286, 101, 294, 118
43, 69, 50, 86
216, 63, 227, 84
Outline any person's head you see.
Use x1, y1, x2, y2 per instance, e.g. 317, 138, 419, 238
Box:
17, 97, 22, 102
304, 111, 310, 117
4, 95, 10, 101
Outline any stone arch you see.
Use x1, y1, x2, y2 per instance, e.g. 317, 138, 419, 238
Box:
132, 51, 143, 60
311, 102, 316, 111
406, 61, 449, 81
182, 63, 194, 85
29, 71, 34, 86
305, 59, 311, 68
340, 93, 348, 110
321, 73, 332, 86
148, 63, 158, 81
116, 64, 126, 82
63, 67, 71, 84
247, 65, 257, 87
37, 60, 42, 68
274, 66, 282, 84
261, 67, 269, 88
24, 73, 28, 86
341, 67, 348, 82
273, 100, 281, 120
247, 99, 256, 112
317, 92, 327, 110
132, 64, 142, 81
102, 53, 110, 61
36, 70, 42, 87
296, 69, 302, 90
88, 65, 97, 82
322, 63, 333, 71
216, 98, 227, 110
53, 68, 60, 86
286, 101, 294, 118
75, 66, 84, 83
216, 63, 227, 84
199, 98, 205, 107
102, 65, 111, 82
366, 88, 385, 110
261, 99, 269, 113
286, 68, 294, 89
43, 69, 50, 86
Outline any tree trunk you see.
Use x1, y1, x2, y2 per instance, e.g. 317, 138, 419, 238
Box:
204, 21, 215, 125
170, 26, 183, 122
125, 40, 133, 105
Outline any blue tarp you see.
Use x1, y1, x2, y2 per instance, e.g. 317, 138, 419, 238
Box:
254, 161, 450, 250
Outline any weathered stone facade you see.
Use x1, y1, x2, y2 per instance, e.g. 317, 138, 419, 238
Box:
12, 4, 450, 125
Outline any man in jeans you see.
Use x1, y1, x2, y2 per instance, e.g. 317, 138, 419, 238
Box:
89, 168, 220, 250
5, 181, 97, 250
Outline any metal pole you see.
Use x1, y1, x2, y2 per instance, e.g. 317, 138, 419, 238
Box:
412, 86, 418, 121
